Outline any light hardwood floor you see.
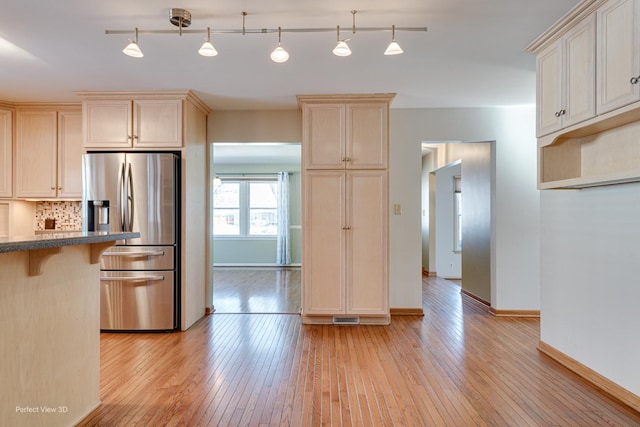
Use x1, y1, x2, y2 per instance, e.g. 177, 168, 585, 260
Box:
213, 267, 301, 314
78, 276, 640, 426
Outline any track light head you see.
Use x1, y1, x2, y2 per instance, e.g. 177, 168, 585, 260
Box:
122, 28, 143, 58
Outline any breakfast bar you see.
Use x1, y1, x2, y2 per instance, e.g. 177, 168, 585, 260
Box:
0, 231, 138, 427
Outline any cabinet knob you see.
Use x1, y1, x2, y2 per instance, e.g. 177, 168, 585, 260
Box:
342, 226, 351, 230
58, 187, 62, 190
133, 135, 138, 139
50, 186, 55, 190
128, 135, 133, 140
631, 76, 640, 85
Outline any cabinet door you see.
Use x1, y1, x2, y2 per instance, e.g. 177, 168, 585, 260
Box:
563, 14, 596, 128
57, 111, 83, 198
346, 103, 388, 169
83, 100, 132, 148
346, 171, 388, 315
15, 111, 57, 198
303, 104, 345, 169
303, 171, 346, 315
597, 0, 640, 114
0, 109, 11, 198
536, 41, 563, 136
133, 100, 182, 148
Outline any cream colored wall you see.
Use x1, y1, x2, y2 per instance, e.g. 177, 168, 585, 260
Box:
181, 100, 208, 330
3, 200, 36, 236
209, 110, 302, 143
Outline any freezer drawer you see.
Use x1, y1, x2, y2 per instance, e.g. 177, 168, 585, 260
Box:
100, 271, 175, 331
100, 246, 174, 271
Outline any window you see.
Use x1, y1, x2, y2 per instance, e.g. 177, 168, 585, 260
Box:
213, 179, 278, 237
453, 175, 462, 252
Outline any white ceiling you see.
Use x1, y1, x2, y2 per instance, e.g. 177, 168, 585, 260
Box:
0, 0, 580, 111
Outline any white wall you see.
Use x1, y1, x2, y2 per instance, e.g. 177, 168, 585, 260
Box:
541, 183, 640, 395
209, 107, 540, 311
390, 107, 539, 310
434, 162, 462, 279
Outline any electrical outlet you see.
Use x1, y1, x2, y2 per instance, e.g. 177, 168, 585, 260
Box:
393, 204, 402, 215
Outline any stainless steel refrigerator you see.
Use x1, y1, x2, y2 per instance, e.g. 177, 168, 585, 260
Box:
82, 152, 179, 331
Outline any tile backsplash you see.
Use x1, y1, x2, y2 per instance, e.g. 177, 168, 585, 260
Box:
35, 201, 83, 231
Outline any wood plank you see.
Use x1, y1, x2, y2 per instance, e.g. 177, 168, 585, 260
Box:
77, 275, 640, 426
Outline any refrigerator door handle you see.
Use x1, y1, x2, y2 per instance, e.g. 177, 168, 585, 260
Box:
102, 249, 165, 257
118, 162, 126, 231
100, 275, 165, 282
126, 162, 135, 232
122, 163, 134, 231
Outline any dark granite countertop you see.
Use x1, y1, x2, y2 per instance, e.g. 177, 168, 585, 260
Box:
0, 231, 140, 254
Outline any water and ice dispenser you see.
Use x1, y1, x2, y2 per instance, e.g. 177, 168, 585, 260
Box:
87, 200, 110, 232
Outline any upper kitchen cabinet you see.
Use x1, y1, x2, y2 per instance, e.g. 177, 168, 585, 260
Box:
83, 98, 182, 149
14, 106, 83, 199
535, 13, 596, 136
528, 0, 640, 189
57, 111, 83, 198
597, 0, 640, 114
0, 107, 12, 198
298, 94, 394, 169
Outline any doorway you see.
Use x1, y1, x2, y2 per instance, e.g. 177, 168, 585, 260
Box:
421, 141, 493, 304
210, 142, 302, 314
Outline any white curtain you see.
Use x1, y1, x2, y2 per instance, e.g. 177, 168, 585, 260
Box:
276, 172, 291, 265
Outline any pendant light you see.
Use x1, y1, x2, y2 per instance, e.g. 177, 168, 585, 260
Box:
384, 25, 403, 55
332, 25, 351, 57
122, 28, 143, 58
198, 27, 218, 56
270, 27, 289, 63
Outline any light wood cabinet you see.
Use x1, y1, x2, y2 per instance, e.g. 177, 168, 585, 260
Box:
303, 170, 388, 319
298, 94, 393, 325
597, 0, 640, 114
527, 0, 640, 189
15, 108, 83, 199
83, 99, 182, 149
536, 14, 596, 136
57, 111, 83, 198
0, 108, 12, 198
302, 100, 388, 169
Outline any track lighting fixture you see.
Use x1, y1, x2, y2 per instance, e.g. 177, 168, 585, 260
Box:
122, 28, 143, 58
270, 27, 289, 63
198, 27, 218, 57
107, 9, 427, 60
384, 25, 403, 55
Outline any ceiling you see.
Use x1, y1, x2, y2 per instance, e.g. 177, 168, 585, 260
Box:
0, 0, 581, 111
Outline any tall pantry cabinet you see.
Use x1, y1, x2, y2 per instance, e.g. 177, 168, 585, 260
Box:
297, 94, 394, 325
